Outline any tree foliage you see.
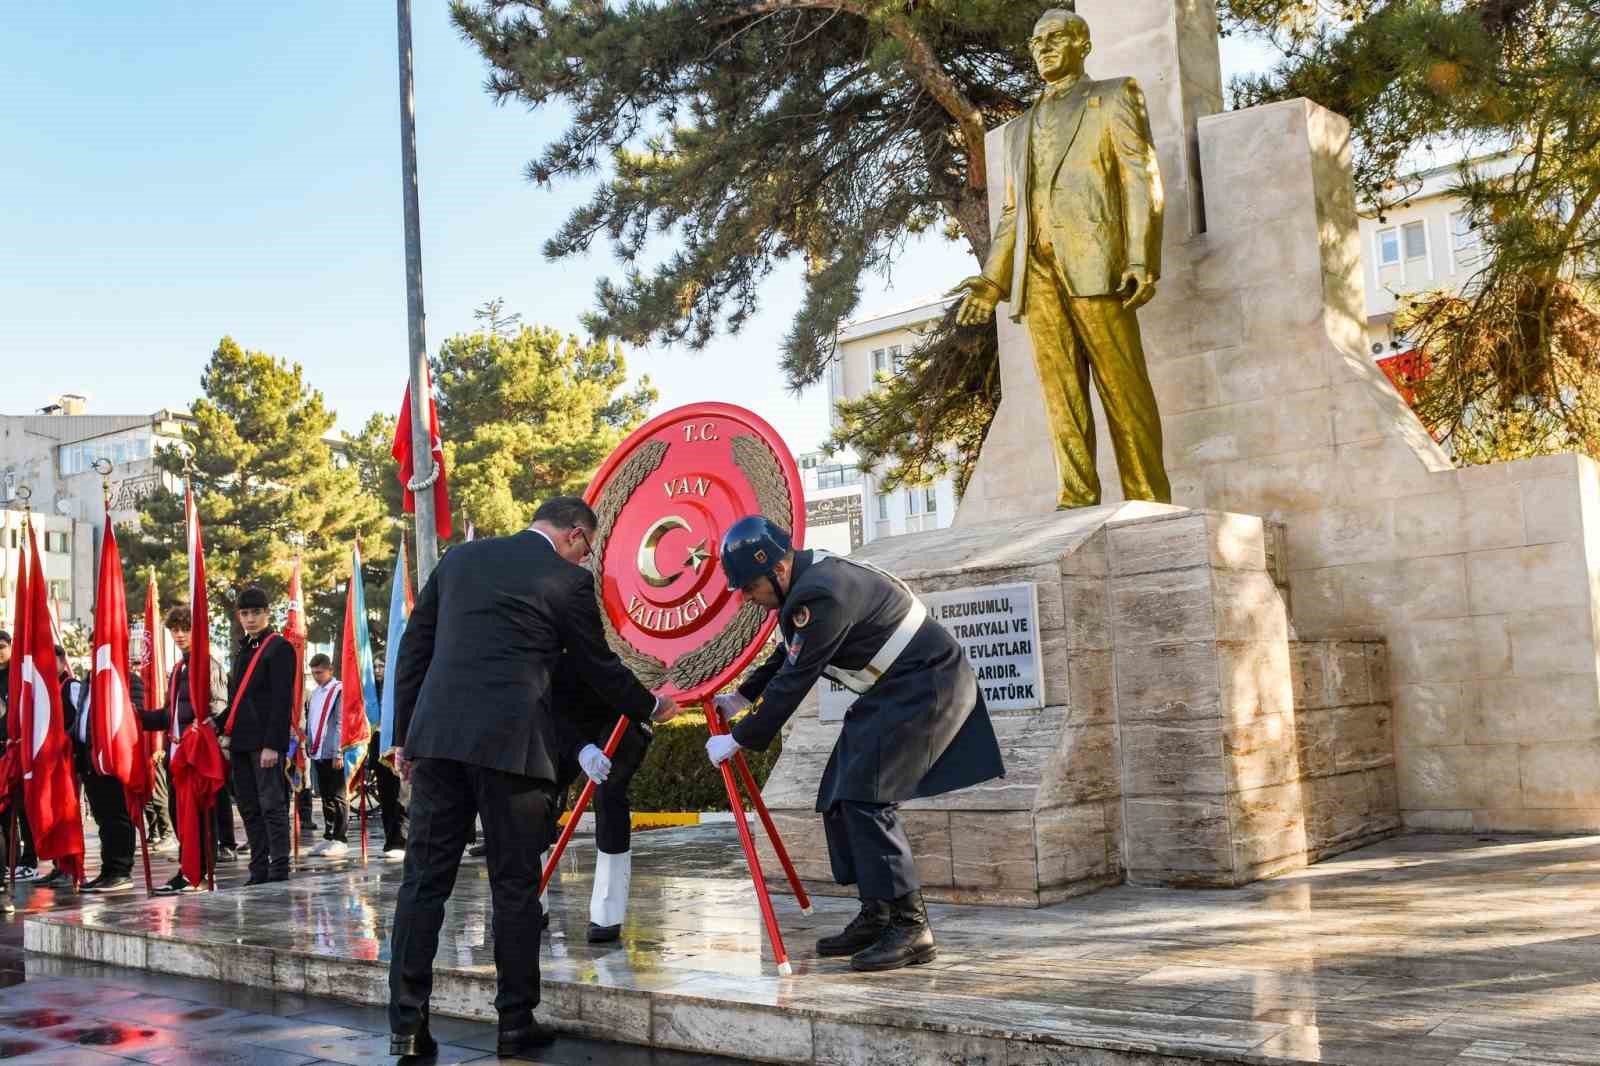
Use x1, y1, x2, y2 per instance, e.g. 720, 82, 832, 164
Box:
451, 0, 1058, 487
1226, 0, 1600, 461
122, 337, 392, 644
431, 321, 657, 535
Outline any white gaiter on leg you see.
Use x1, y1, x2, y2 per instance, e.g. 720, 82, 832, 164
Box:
591, 850, 632, 928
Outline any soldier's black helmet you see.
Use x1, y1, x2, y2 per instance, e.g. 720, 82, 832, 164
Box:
720, 516, 794, 593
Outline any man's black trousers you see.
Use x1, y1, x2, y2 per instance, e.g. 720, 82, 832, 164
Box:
81, 767, 135, 880
552, 721, 649, 855
367, 733, 407, 849
822, 800, 919, 901
389, 757, 554, 1034
231, 749, 290, 881
312, 759, 348, 842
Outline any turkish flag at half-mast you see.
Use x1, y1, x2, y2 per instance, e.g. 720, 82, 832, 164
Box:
185, 482, 211, 723
89, 519, 148, 802
392, 369, 452, 540
18, 523, 84, 883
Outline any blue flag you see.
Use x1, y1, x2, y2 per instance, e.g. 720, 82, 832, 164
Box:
379, 540, 411, 758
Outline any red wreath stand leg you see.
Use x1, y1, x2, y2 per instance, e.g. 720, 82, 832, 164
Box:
538, 708, 810, 975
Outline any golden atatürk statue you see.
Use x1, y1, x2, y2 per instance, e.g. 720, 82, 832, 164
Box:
954, 7, 1171, 509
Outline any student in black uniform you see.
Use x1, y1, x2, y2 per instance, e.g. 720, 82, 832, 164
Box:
544, 660, 652, 942
708, 516, 1005, 972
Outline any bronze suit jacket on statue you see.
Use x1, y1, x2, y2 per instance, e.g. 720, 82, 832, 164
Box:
981, 76, 1165, 319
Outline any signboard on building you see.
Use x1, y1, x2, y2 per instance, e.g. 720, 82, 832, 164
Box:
818, 581, 1043, 722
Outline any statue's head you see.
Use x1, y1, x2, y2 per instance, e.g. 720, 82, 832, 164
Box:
1030, 8, 1091, 84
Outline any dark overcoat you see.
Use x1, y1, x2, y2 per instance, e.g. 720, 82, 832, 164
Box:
733, 550, 1004, 809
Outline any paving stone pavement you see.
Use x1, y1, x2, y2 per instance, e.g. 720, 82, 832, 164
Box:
19, 818, 1600, 1065
1, 811, 754, 1064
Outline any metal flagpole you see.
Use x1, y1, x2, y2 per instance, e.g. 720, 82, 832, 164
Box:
396, 0, 439, 586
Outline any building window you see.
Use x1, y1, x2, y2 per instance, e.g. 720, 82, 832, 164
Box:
48, 580, 67, 604
905, 488, 923, 517
871, 348, 889, 377
1376, 227, 1401, 267
873, 491, 893, 540
889, 344, 904, 372
924, 486, 938, 514
876, 492, 891, 521
1449, 211, 1483, 272
58, 428, 155, 478
1402, 220, 1428, 262
44, 531, 70, 554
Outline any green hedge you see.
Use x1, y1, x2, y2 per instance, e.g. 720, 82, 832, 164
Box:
625, 712, 784, 812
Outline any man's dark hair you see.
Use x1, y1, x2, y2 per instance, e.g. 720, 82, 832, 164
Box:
533, 496, 598, 532
0, 630, 10, 645
54, 644, 67, 658
164, 605, 192, 630
309, 653, 333, 670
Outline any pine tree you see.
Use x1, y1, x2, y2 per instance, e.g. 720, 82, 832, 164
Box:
121, 337, 392, 644
1226, 0, 1600, 460
450, 0, 1056, 489
431, 321, 657, 535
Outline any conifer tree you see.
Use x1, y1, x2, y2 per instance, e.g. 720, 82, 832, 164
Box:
123, 337, 391, 643
450, 0, 1053, 489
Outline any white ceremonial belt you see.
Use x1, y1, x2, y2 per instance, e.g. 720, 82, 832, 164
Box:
824, 597, 927, 695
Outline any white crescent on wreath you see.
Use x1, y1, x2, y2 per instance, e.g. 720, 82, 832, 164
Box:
588, 433, 794, 692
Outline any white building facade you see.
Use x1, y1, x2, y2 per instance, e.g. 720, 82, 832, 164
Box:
1, 396, 190, 627
829, 297, 961, 545
1357, 153, 1515, 359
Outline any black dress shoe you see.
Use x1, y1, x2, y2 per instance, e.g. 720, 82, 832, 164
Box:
467, 843, 487, 859
389, 1026, 437, 1061
81, 875, 134, 894
244, 875, 269, 887
586, 922, 621, 944
817, 898, 891, 957
850, 891, 937, 972
36, 867, 71, 889
497, 1020, 557, 1056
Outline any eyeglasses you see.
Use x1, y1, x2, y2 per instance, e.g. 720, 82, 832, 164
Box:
573, 527, 594, 562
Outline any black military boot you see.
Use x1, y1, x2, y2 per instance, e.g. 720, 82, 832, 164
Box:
816, 897, 891, 957
850, 890, 936, 971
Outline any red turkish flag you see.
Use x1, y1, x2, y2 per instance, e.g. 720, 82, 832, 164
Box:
0, 531, 28, 807
141, 572, 169, 713
185, 483, 212, 723
90, 520, 148, 804
18, 523, 84, 883
392, 372, 452, 540
284, 556, 309, 791
172, 482, 225, 886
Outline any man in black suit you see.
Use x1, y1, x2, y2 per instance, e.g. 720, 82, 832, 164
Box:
387, 496, 679, 1062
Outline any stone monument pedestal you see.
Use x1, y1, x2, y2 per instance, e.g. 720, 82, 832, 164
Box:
756, 505, 1397, 906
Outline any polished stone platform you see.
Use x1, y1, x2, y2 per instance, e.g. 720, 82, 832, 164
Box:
23, 826, 1600, 1065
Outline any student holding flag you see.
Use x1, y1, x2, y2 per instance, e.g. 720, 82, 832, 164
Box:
226, 586, 298, 885
304, 653, 348, 856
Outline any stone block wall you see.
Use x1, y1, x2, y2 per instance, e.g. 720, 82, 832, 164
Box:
756, 505, 1399, 905
1290, 640, 1400, 860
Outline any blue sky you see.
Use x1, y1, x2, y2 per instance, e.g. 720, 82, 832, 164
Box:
2, 4, 1277, 458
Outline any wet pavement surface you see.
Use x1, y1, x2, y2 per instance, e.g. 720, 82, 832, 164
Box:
2, 815, 755, 1064
15, 817, 1600, 1064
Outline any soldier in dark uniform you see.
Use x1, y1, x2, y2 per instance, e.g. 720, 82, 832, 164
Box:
707, 516, 1004, 971
542, 660, 653, 942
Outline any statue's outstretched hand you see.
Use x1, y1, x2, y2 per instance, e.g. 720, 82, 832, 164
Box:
1119, 268, 1158, 311
950, 276, 1003, 326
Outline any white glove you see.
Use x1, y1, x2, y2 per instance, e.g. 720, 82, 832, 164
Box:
712, 692, 751, 724
706, 734, 741, 766
578, 743, 612, 783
